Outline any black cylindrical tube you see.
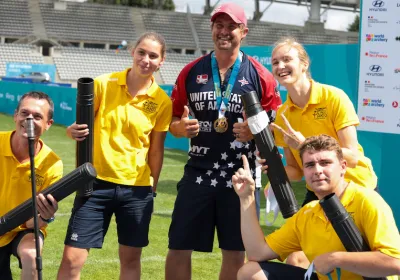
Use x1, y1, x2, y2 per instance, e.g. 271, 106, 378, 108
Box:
241, 91, 299, 218
320, 193, 387, 280
0, 163, 97, 236
76, 77, 94, 197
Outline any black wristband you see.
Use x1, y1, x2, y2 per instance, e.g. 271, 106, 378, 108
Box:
40, 216, 55, 223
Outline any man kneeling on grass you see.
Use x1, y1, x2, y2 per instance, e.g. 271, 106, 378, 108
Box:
232, 134, 400, 280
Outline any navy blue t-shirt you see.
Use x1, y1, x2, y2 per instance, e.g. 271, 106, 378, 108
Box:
171, 51, 281, 188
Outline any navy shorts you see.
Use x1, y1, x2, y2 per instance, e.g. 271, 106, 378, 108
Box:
0, 229, 44, 280
259, 261, 318, 280
64, 179, 153, 249
168, 179, 244, 252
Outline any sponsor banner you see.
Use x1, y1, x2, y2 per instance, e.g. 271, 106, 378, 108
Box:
358, 0, 400, 134
5, 63, 56, 83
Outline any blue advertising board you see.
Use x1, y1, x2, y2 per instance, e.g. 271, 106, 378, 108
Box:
6, 63, 57, 83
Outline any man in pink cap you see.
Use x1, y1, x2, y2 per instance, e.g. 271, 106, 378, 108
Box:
166, 2, 281, 280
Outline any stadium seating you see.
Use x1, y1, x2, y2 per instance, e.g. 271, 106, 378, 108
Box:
159, 53, 197, 84
0, 0, 33, 37
141, 10, 197, 49
0, 43, 44, 77
39, 1, 136, 43
0, 0, 359, 84
53, 47, 131, 81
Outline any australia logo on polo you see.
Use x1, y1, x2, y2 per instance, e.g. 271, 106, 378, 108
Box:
196, 74, 208, 84
238, 77, 249, 86
313, 107, 327, 120
142, 100, 158, 113
27, 173, 44, 187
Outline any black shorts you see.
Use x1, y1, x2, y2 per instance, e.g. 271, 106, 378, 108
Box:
168, 179, 244, 252
259, 261, 318, 280
64, 179, 153, 249
0, 229, 44, 280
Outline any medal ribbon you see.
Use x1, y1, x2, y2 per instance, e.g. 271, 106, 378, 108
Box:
211, 51, 242, 118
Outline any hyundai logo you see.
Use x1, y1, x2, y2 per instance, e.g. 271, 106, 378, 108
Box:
369, 65, 382, 72
372, 0, 384, 7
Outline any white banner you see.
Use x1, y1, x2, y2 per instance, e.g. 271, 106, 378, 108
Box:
357, 0, 400, 134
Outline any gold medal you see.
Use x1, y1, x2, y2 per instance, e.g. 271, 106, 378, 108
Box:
214, 117, 228, 133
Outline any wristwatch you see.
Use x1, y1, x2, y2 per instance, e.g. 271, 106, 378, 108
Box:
40, 215, 55, 224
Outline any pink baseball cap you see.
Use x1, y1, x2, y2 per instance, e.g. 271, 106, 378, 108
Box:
211, 3, 247, 26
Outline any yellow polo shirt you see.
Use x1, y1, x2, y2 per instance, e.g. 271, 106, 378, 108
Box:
266, 182, 400, 280
0, 131, 63, 247
93, 68, 172, 186
275, 80, 377, 189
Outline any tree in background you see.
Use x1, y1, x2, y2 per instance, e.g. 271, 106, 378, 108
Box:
348, 14, 359, 32
88, 0, 175, 10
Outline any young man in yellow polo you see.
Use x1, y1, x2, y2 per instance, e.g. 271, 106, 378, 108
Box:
57, 32, 172, 279
0, 91, 63, 280
232, 135, 400, 280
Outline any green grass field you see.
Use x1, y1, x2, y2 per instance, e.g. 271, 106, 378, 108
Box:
1, 113, 307, 279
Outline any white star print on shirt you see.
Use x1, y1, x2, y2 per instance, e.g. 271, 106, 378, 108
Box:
211, 179, 218, 187
248, 151, 253, 159
213, 162, 220, 169
220, 171, 227, 178
206, 170, 213, 176
221, 152, 228, 160
230, 141, 236, 150
196, 176, 203, 184
236, 153, 242, 160
228, 162, 234, 168
226, 180, 233, 188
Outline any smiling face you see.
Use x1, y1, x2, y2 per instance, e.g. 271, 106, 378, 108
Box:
211, 14, 248, 52
131, 38, 165, 77
302, 150, 347, 197
271, 44, 309, 87
14, 96, 53, 139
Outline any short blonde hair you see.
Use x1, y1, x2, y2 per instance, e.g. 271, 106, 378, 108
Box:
273, 37, 311, 79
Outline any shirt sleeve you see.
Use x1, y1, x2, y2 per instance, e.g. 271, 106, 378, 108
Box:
247, 56, 282, 112
154, 93, 173, 132
360, 190, 400, 259
265, 212, 302, 261
328, 87, 360, 131
171, 58, 202, 118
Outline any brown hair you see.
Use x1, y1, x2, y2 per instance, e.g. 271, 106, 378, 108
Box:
273, 37, 311, 79
16, 91, 54, 119
299, 135, 343, 163
133, 31, 166, 59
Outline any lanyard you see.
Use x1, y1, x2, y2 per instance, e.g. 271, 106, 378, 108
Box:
304, 262, 341, 280
211, 51, 242, 117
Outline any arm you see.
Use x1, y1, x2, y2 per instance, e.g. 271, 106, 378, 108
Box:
169, 107, 199, 138
337, 126, 359, 168
314, 251, 400, 277
148, 130, 167, 192
232, 155, 280, 262
283, 147, 303, 181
